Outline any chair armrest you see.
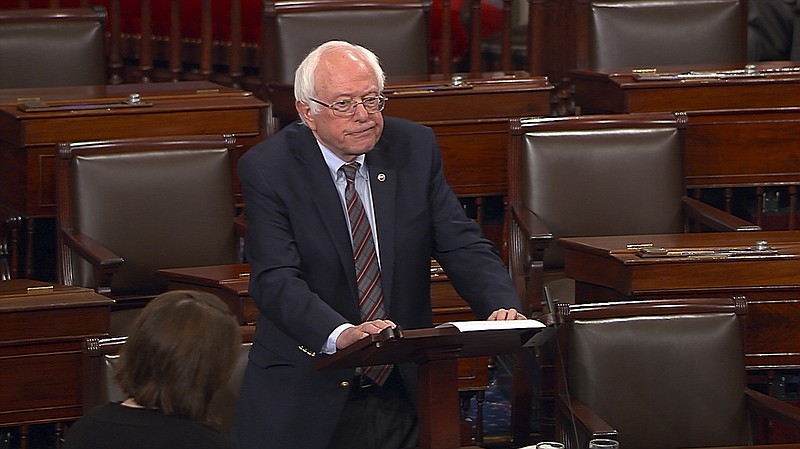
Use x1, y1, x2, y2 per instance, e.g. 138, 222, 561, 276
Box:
745, 387, 800, 434
63, 229, 124, 267
511, 204, 553, 251
681, 196, 761, 232
556, 394, 618, 443
61, 228, 124, 294
508, 204, 554, 315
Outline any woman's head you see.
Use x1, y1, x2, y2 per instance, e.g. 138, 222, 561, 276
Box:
114, 290, 241, 422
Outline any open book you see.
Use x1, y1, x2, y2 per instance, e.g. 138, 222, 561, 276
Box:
435, 319, 545, 333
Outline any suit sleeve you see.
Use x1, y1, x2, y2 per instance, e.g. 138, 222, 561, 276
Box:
425, 134, 522, 318
238, 151, 349, 352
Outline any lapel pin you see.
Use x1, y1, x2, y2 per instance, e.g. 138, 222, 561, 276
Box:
377, 173, 386, 182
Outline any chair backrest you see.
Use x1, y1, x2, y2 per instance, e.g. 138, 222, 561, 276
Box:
578, 0, 747, 69
82, 325, 254, 436
55, 135, 240, 297
261, 0, 432, 85
555, 297, 750, 449
0, 6, 107, 88
508, 113, 686, 269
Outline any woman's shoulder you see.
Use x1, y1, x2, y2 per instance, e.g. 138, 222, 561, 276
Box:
163, 420, 237, 449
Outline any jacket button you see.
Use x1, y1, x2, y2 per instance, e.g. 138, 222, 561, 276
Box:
340, 380, 350, 389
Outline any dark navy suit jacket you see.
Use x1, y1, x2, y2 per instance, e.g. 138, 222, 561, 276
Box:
233, 117, 520, 449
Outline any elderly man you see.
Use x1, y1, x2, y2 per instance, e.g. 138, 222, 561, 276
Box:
233, 40, 524, 449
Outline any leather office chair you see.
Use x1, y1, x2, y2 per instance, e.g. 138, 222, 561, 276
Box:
520, 0, 747, 82
577, 0, 747, 69
553, 297, 800, 449
261, 0, 431, 85
507, 113, 759, 316
55, 135, 243, 335
0, 6, 107, 88
260, 0, 432, 129
82, 325, 255, 435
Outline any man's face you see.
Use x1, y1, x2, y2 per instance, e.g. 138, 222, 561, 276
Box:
296, 49, 384, 162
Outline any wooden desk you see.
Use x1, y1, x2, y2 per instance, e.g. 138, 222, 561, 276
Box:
0, 279, 112, 446
0, 81, 268, 279
570, 61, 800, 114
269, 73, 553, 124
156, 264, 255, 325
558, 231, 800, 369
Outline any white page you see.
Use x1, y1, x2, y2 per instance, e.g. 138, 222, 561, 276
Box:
435, 319, 545, 332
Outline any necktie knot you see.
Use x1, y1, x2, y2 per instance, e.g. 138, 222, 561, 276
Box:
341, 162, 360, 183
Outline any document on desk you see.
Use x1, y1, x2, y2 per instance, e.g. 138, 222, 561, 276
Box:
436, 319, 545, 332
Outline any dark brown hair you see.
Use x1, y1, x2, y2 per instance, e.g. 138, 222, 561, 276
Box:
114, 290, 241, 422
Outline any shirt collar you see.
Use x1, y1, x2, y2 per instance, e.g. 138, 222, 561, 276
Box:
318, 142, 367, 180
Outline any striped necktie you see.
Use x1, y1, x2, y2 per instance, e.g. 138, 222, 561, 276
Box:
341, 162, 392, 385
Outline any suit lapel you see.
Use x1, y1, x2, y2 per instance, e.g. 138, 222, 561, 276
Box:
290, 127, 359, 296
290, 124, 398, 315
366, 139, 396, 308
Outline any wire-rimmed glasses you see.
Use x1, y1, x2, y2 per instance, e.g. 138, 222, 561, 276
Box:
309, 95, 387, 117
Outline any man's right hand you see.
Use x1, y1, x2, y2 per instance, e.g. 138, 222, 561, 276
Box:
336, 319, 396, 349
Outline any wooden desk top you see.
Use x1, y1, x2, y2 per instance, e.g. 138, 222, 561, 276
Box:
0, 81, 267, 147
0, 279, 112, 426
559, 231, 800, 294
0, 279, 113, 312
383, 73, 552, 122
0, 81, 259, 106
156, 264, 251, 296
269, 72, 554, 122
570, 60, 800, 113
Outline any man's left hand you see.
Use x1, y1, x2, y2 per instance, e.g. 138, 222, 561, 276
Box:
488, 308, 527, 321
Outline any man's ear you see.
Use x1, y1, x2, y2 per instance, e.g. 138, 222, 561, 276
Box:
296, 100, 316, 129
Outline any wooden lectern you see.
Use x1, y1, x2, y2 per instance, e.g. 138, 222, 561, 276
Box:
315, 322, 544, 449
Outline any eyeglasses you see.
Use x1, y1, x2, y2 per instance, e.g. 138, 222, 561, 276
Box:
309, 95, 387, 117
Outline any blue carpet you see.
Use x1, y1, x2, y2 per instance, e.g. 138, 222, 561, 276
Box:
466, 386, 513, 437
462, 360, 540, 440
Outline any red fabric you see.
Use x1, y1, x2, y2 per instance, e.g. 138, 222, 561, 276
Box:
430, 0, 503, 59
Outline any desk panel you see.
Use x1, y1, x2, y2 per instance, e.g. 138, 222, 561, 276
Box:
0, 279, 112, 427
570, 61, 800, 114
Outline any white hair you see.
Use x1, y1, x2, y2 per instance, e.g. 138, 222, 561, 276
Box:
294, 40, 386, 123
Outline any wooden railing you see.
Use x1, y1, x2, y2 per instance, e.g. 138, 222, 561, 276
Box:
682, 107, 800, 232
0, 0, 540, 92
